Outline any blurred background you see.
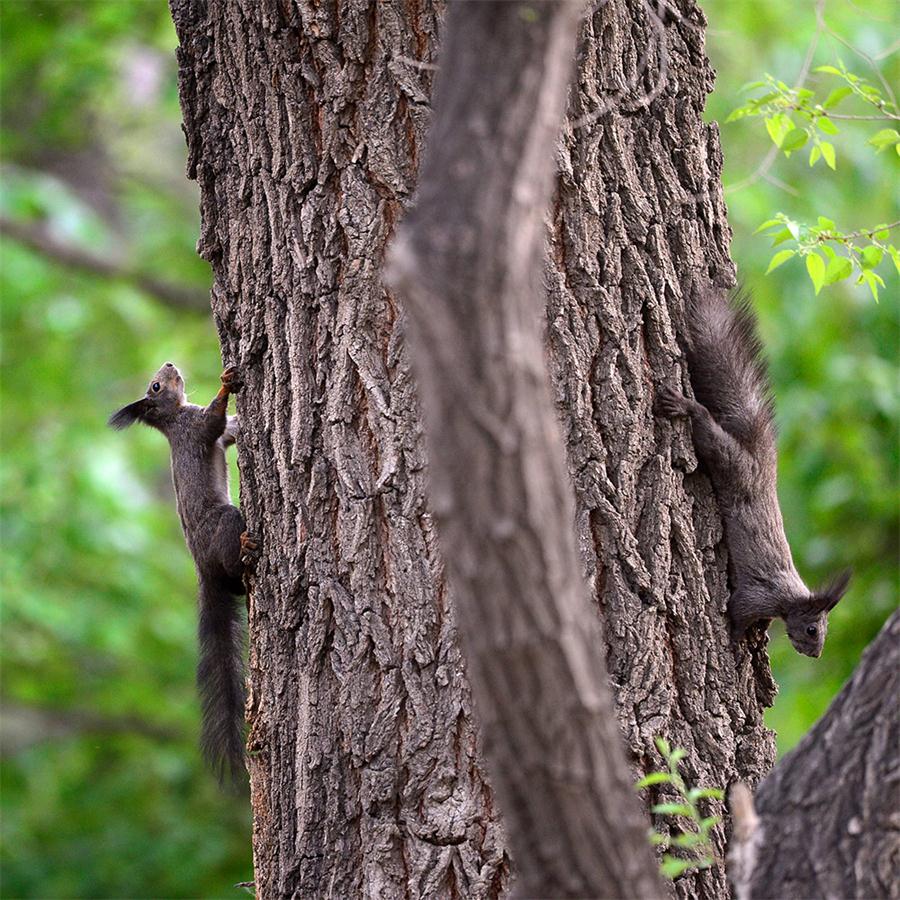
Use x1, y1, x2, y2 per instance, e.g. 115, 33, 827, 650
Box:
0, 1, 895, 897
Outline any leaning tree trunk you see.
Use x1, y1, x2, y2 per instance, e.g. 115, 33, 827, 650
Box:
170, 1, 776, 897
730, 610, 899, 900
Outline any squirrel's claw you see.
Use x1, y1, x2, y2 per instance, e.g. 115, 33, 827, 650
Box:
240, 531, 260, 567
655, 384, 689, 419
221, 366, 244, 394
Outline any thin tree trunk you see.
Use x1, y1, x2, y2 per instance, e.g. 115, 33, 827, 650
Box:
730, 610, 899, 900
170, 0, 776, 897
387, 3, 663, 897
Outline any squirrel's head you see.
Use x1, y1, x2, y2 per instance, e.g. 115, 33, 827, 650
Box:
108, 362, 186, 431
784, 570, 851, 657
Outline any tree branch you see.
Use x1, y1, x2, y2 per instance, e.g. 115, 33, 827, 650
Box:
1, 701, 182, 756
387, 3, 662, 896
1, 215, 210, 311
729, 610, 899, 899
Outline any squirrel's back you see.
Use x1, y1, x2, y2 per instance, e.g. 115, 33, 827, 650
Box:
685, 286, 775, 454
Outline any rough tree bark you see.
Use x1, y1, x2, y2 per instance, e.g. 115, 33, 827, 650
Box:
388, 3, 662, 897
730, 610, 899, 900
170, 0, 776, 897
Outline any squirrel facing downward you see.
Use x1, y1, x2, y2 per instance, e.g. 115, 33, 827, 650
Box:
656, 287, 850, 658
110, 363, 257, 783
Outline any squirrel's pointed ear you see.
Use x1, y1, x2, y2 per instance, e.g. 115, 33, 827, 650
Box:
817, 569, 852, 612
108, 399, 148, 430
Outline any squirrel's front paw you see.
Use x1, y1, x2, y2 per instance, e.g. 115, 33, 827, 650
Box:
240, 531, 260, 568
221, 366, 244, 394
655, 384, 689, 419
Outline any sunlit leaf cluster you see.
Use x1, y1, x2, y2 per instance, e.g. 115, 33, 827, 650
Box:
726, 57, 899, 300
728, 62, 899, 168
757, 213, 897, 300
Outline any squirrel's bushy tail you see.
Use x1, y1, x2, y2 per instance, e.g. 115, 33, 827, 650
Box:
685, 285, 775, 447
197, 577, 246, 787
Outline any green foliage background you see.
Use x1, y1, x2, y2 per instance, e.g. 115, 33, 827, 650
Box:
0, 1, 895, 897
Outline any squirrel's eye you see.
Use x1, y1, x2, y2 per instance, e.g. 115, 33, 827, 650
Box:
152, 382, 161, 393
806, 624, 817, 636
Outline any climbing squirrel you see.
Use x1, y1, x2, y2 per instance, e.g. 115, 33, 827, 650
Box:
109, 362, 257, 784
656, 286, 850, 658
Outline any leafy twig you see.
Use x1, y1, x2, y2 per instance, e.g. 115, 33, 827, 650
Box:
725, 0, 826, 195
756, 214, 898, 301
636, 738, 725, 881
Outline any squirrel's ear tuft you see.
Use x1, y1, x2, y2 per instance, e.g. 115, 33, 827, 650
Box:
108, 399, 148, 430
817, 569, 852, 612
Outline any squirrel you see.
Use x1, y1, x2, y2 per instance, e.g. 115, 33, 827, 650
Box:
656, 286, 850, 658
109, 362, 257, 784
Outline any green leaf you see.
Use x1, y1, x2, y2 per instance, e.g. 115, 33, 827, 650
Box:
672, 832, 706, 848
817, 116, 839, 135
824, 255, 852, 285
661, 856, 695, 880
654, 736, 671, 757
817, 216, 836, 230
823, 86, 852, 108
767, 249, 796, 273
649, 832, 669, 846
821, 244, 836, 260
785, 219, 801, 240
669, 748, 686, 767
860, 246, 884, 270
636, 772, 672, 789
688, 787, 726, 801
755, 217, 783, 234
652, 802, 694, 817
770, 228, 794, 246
806, 252, 826, 294
764, 114, 793, 148
861, 270, 881, 301
781, 128, 809, 152
740, 80, 767, 92
699, 816, 720, 833
873, 225, 890, 240
809, 144, 822, 166
820, 141, 836, 170
868, 129, 900, 152
888, 246, 900, 277
814, 65, 843, 75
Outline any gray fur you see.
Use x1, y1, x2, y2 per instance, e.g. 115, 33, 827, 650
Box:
656, 287, 850, 658
109, 362, 252, 784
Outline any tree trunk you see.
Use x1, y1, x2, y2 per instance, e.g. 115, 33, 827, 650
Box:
388, 3, 662, 897
170, 0, 776, 897
730, 610, 899, 900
